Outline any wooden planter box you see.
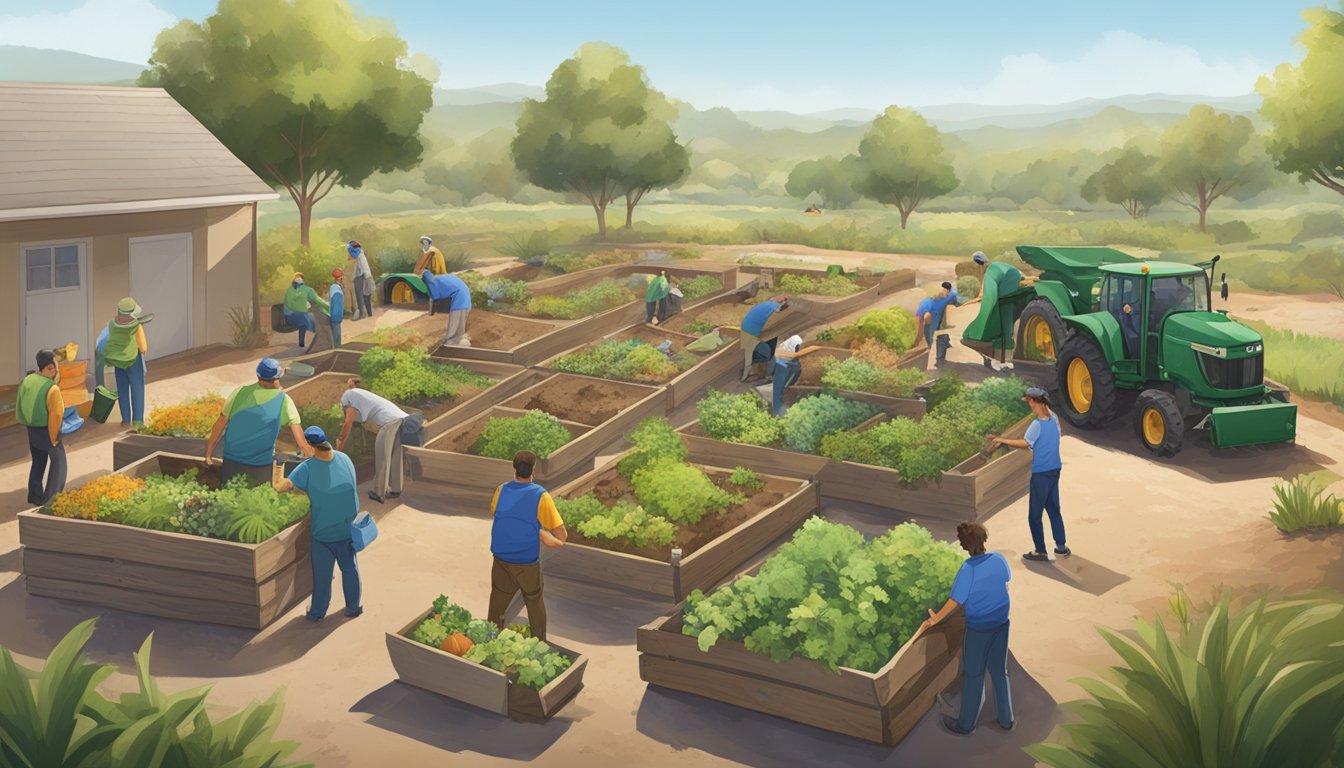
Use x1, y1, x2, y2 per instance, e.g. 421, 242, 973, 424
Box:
637, 605, 964, 746
386, 609, 588, 722
739, 266, 916, 323
543, 451, 820, 601
677, 414, 1033, 521
406, 373, 668, 510
19, 452, 311, 629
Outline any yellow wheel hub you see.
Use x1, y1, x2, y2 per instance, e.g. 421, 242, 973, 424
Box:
1025, 316, 1055, 359
1142, 407, 1166, 446
391, 282, 415, 304
1067, 358, 1093, 413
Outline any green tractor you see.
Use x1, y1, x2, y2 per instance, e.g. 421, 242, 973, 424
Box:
962, 246, 1296, 456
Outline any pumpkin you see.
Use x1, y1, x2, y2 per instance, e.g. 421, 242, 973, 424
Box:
439, 632, 474, 656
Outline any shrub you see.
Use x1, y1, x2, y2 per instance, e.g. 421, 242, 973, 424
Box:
1268, 475, 1342, 532
728, 466, 763, 490
357, 349, 490, 404
956, 274, 981, 299
1027, 594, 1344, 768
497, 230, 553, 261
559, 494, 678, 548
697, 389, 782, 446
776, 272, 863, 297
617, 417, 688, 477
820, 357, 926, 397
140, 393, 225, 438
850, 307, 917, 353
552, 339, 684, 383
631, 459, 742, 525
679, 275, 723, 300
227, 304, 263, 348
780, 393, 879, 453
472, 409, 572, 459
1207, 219, 1256, 244
922, 369, 965, 409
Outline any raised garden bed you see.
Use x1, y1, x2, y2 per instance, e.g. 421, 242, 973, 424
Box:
18, 452, 311, 629
544, 446, 819, 601
738, 266, 915, 323
406, 373, 667, 508
386, 606, 587, 723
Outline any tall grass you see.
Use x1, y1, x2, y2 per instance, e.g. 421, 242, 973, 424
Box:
1027, 593, 1344, 768
497, 230, 553, 261
1268, 474, 1343, 532
1243, 320, 1344, 407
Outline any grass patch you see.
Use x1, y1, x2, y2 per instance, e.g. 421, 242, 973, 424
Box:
1268, 474, 1342, 532
1242, 320, 1344, 407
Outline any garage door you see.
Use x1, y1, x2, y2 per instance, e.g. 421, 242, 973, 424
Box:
129, 234, 192, 360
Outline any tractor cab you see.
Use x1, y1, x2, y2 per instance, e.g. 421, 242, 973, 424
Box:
1097, 262, 1211, 380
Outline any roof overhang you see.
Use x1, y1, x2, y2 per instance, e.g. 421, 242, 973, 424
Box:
0, 192, 281, 223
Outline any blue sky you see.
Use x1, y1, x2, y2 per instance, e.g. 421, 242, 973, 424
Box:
0, 0, 1322, 111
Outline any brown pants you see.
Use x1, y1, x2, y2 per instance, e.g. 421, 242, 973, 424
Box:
487, 557, 547, 640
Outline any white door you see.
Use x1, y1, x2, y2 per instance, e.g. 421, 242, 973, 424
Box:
129, 234, 192, 360
22, 242, 89, 375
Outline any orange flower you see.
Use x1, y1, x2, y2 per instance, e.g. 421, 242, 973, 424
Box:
49, 475, 145, 521
141, 393, 225, 438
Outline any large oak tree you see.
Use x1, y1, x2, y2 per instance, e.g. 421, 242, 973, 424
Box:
853, 107, 958, 229
1258, 6, 1344, 198
1158, 105, 1275, 232
1082, 147, 1168, 219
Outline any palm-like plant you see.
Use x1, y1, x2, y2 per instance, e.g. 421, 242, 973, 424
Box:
1268, 474, 1343, 532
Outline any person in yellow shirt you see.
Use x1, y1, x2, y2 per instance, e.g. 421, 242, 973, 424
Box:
413, 236, 448, 275
17, 349, 67, 506
487, 450, 567, 641
104, 297, 148, 427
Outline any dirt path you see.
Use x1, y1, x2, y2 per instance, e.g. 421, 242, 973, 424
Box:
1221, 289, 1344, 339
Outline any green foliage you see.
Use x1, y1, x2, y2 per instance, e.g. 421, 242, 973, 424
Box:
1258, 6, 1344, 198
1268, 474, 1343, 532
851, 307, 917, 353
814, 327, 838, 342
696, 389, 783, 446
1159, 106, 1277, 230
460, 270, 531, 306
729, 466, 763, 490
357, 349, 490, 404
820, 357, 926, 397
1244, 320, 1344, 407
552, 339, 683, 382
780, 393, 879, 453
785, 155, 863, 209
1026, 594, 1344, 768
955, 274, 981, 300
678, 275, 723, 300
853, 106, 959, 228
522, 278, 634, 319
617, 417, 688, 477
121, 470, 210, 532
215, 477, 312, 544
922, 369, 965, 410
497, 231, 553, 261
1080, 146, 1168, 218
682, 519, 962, 672
630, 460, 741, 525
465, 629, 574, 689
227, 304, 262, 349
410, 618, 449, 647
0, 619, 306, 768
300, 403, 372, 457
685, 319, 717, 335
776, 272, 863, 297
472, 410, 573, 460
558, 494, 678, 548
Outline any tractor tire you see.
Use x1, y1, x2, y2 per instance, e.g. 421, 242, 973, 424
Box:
1055, 333, 1119, 429
1133, 389, 1184, 457
1016, 299, 1067, 362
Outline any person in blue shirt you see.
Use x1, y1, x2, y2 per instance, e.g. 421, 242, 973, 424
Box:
327, 268, 346, 348
275, 426, 363, 621
915, 281, 960, 366
921, 521, 1014, 735
990, 386, 1070, 562
423, 270, 473, 346
739, 295, 790, 382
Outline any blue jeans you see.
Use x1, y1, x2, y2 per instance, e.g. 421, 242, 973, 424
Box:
959, 620, 1013, 731
1028, 470, 1066, 553
285, 311, 315, 346
309, 537, 361, 619
331, 319, 342, 348
772, 359, 801, 416
113, 354, 145, 424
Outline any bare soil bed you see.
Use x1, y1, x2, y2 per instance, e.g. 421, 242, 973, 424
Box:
661, 303, 748, 336
566, 464, 798, 561
500, 375, 653, 426
397, 310, 558, 350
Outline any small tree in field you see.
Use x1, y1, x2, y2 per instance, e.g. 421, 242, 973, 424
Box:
853, 107, 958, 229
785, 155, 862, 209
1158, 105, 1275, 232
1082, 147, 1168, 218
1258, 6, 1344, 198
141, 0, 434, 245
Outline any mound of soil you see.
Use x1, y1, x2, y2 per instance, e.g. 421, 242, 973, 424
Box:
502, 375, 652, 426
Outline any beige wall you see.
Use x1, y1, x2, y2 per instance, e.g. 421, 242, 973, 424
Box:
1, 203, 256, 386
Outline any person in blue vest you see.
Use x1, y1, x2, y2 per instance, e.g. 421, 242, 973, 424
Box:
990, 386, 1070, 562
328, 268, 346, 348
204, 358, 312, 486
104, 297, 149, 426
915, 281, 960, 367
17, 349, 67, 506
921, 521, 1015, 735
487, 450, 567, 641
275, 426, 363, 621
739, 295, 790, 381
423, 270, 472, 346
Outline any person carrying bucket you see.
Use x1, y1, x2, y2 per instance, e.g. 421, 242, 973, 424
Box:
104, 297, 149, 427
205, 357, 312, 486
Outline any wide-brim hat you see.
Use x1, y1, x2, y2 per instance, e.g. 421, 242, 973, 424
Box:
116, 297, 141, 315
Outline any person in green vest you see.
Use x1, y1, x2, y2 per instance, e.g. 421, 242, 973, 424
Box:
204, 357, 312, 486
283, 273, 330, 349
645, 271, 671, 324
104, 297, 148, 427
18, 349, 67, 506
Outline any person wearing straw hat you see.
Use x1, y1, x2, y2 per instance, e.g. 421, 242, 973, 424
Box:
205, 357, 311, 486
328, 268, 347, 348
17, 349, 67, 506
413, 235, 448, 276
104, 297, 149, 427
282, 273, 330, 349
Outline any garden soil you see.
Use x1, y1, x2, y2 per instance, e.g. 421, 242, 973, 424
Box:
502, 376, 651, 426
662, 303, 749, 335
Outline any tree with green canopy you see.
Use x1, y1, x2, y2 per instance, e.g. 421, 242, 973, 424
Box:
785, 155, 862, 209
1158, 105, 1276, 232
511, 43, 689, 237
1082, 146, 1169, 218
1258, 5, 1344, 198
852, 107, 958, 229
140, 0, 435, 246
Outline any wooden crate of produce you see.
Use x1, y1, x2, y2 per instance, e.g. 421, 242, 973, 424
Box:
636, 605, 963, 746
19, 452, 311, 630
385, 609, 588, 722
543, 451, 820, 601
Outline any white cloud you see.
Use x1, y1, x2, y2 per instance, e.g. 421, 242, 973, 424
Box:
950, 31, 1270, 105
0, 0, 175, 65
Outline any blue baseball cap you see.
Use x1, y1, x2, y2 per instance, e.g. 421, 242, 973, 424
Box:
256, 357, 281, 380
1024, 386, 1049, 402
304, 426, 330, 447
972, 251, 988, 265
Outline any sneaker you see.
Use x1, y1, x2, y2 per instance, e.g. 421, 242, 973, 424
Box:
1022, 551, 1051, 562
367, 492, 385, 504
996, 720, 1016, 732
941, 715, 974, 736
1054, 546, 1072, 558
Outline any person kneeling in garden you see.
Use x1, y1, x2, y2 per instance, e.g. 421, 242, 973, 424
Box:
487, 451, 567, 641
276, 426, 362, 621
921, 521, 1014, 735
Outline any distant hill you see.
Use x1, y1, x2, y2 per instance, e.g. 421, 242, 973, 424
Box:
915, 93, 1260, 131
0, 45, 143, 84
433, 83, 543, 106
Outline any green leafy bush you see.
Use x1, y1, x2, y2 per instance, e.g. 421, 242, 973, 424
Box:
523, 278, 634, 319
1268, 475, 1343, 532
472, 409, 573, 459
552, 339, 684, 382
729, 466, 763, 490
299, 403, 372, 457
557, 494, 677, 548
922, 369, 965, 409
956, 274, 981, 299
465, 629, 574, 689
617, 417, 688, 477
679, 275, 723, 300
777, 272, 863, 296
850, 307, 917, 353
697, 389, 783, 446
682, 518, 962, 672
685, 319, 716, 335
631, 460, 742, 525
356, 349, 491, 405
780, 393, 879, 453
460, 270, 532, 307
820, 357, 926, 397
1027, 594, 1344, 768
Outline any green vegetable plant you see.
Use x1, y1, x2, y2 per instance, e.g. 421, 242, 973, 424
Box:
357, 349, 491, 404
780, 393, 879, 453
557, 494, 677, 548
465, 629, 574, 689
685, 319, 716, 335
776, 272, 863, 297
552, 339, 685, 382
472, 410, 573, 459
820, 357, 927, 397
522, 278, 634, 319
696, 389, 782, 446
850, 307, 917, 353
729, 466, 763, 490
631, 461, 742, 525
678, 275, 723, 300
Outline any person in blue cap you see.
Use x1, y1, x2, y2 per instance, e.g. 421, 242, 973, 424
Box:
346, 241, 375, 320
915, 281, 960, 367
205, 358, 311, 486
275, 426, 363, 621
422, 269, 472, 346
989, 386, 1070, 562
